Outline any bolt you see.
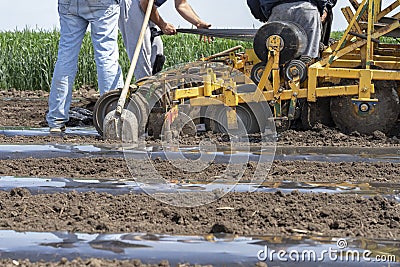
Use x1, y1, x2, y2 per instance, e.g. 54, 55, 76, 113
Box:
293, 92, 298, 97
360, 103, 370, 112
270, 100, 276, 106
291, 69, 299, 76
278, 88, 283, 93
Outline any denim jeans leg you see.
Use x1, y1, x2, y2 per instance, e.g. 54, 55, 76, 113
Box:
46, 13, 88, 128
91, 5, 124, 95
119, 0, 152, 80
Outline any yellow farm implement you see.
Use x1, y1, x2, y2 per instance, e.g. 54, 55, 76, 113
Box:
94, 0, 400, 139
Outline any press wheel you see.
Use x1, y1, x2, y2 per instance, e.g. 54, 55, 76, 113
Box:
250, 62, 266, 85
93, 89, 122, 136
253, 21, 307, 65
330, 80, 400, 134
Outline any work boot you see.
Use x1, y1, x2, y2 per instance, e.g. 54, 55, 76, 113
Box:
49, 125, 66, 133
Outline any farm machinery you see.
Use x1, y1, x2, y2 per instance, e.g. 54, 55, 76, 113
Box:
93, 0, 400, 141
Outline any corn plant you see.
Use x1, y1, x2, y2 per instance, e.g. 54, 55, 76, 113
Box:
0, 29, 60, 90
330, 31, 399, 44
0, 29, 249, 91
7, 29, 396, 91
162, 34, 251, 66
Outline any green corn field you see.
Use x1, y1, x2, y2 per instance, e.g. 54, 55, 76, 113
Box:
330, 30, 400, 43
0, 29, 250, 91
0, 29, 397, 91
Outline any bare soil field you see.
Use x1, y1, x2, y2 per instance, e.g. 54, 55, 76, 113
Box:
0, 157, 399, 183
0, 90, 399, 266
0, 188, 399, 238
1, 89, 400, 148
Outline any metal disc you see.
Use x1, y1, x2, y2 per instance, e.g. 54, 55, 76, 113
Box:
284, 59, 308, 83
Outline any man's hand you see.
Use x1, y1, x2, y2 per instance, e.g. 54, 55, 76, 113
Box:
196, 21, 211, 29
197, 21, 212, 43
161, 22, 177, 35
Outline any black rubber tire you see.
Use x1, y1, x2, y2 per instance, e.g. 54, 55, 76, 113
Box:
93, 89, 121, 136
250, 62, 266, 85
330, 80, 400, 134
253, 21, 307, 65
284, 59, 308, 83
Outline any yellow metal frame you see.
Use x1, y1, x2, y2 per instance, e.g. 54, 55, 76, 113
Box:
166, 0, 399, 128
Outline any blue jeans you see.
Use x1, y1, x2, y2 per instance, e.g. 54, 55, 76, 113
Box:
47, 0, 124, 129
119, 0, 162, 80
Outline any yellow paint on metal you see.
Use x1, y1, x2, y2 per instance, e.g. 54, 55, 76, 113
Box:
189, 96, 223, 106
327, 0, 368, 67
262, 89, 308, 101
330, 60, 363, 68
315, 85, 360, 97
238, 90, 268, 103
163, 0, 400, 127
173, 87, 204, 100
223, 79, 239, 107
319, 10, 400, 67
331, 59, 400, 69
365, 0, 375, 69
317, 67, 360, 79
257, 55, 274, 91
371, 69, 400, 80
373, 61, 400, 69
268, 36, 283, 114
203, 74, 213, 97
342, 6, 363, 33
226, 108, 239, 130
359, 69, 374, 99
245, 49, 261, 65
307, 67, 318, 102
332, 53, 400, 61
